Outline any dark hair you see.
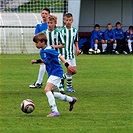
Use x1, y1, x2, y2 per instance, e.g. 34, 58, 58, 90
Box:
64, 12, 73, 18
107, 23, 112, 26
129, 25, 133, 30
33, 33, 47, 44
115, 22, 121, 27
94, 24, 100, 28
41, 8, 50, 14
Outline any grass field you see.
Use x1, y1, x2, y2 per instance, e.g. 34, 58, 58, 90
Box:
0, 54, 132, 133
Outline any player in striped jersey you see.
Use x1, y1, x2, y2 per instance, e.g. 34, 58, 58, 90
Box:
60, 13, 81, 92
41, 15, 65, 52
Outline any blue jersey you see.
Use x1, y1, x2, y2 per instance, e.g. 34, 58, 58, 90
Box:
35, 22, 48, 35
90, 30, 104, 48
125, 30, 133, 40
40, 46, 63, 78
113, 28, 124, 40
104, 29, 116, 40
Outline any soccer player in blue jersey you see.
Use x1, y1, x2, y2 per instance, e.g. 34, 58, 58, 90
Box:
59, 13, 81, 92
90, 24, 106, 53
31, 32, 77, 117
125, 25, 133, 54
113, 22, 127, 54
104, 23, 119, 54
29, 8, 50, 88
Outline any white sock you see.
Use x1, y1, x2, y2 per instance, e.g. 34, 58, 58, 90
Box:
46, 91, 58, 112
113, 43, 117, 50
66, 75, 72, 88
53, 92, 73, 102
128, 40, 132, 52
94, 44, 98, 50
36, 64, 46, 84
102, 44, 107, 52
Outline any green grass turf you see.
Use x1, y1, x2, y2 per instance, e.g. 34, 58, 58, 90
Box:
0, 54, 132, 133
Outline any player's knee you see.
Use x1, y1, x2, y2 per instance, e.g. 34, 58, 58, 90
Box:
95, 39, 98, 44
72, 69, 77, 75
44, 88, 49, 93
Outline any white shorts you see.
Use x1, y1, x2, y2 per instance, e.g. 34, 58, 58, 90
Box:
47, 75, 61, 88
66, 58, 76, 66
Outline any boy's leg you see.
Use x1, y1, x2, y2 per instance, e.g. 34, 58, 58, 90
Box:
58, 79, 65, 94
66, 59, 76, 92
112, 40, 119, 54
128, 40, 133, 53
58, 73, 66, 94
29, 64, 46, 88
121, 39, 128, 54
102, 43, 107, 53
45, 76, 60, 117
53, 92, 77, 111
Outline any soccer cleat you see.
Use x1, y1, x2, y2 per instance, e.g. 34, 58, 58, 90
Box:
29, 82, 42, 88
69, 97, 77, 111
123, 51, 128, 55
60, 90, 65, 94
47, 112, 60, 117
66, 87, 76, 92
115, 51, 119, 54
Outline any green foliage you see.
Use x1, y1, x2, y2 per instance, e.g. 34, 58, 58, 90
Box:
18, 0, 68, 13
0, 54, 132, 133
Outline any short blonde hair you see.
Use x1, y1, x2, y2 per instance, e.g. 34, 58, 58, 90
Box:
47, 15, 57, 23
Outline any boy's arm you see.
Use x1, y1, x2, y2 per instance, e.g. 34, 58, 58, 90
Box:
74, 42, 81, 56
34, 24, 39, 35
51, 31, 65, 49
31, 59, 44, 64
104, 30, 109, 40
51, 44, 64, 48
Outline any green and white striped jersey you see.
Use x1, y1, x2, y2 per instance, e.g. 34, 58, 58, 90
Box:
42, 28, 65, 53
60, 26, 78, 59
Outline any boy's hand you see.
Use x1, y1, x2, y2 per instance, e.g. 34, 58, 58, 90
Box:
110, 39, 114, 42
31, 60, 37, 64
76, 49, 81, 56
68, 65, 76, 74
50, 45, 55, 48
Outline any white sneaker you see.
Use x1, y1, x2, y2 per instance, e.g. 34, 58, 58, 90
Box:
123, 51, 128, 55
115, 51, 119, 54
29, 82, 42, 88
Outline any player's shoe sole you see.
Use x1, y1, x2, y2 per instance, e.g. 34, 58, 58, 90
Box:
47, 112, 60, 117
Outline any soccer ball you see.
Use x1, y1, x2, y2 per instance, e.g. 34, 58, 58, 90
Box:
88, 48, 94, 54
21, 99, 35, 114
96, 49, 101, 54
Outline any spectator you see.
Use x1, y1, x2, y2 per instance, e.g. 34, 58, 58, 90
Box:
125, 25, 133, 54
104, 23, 119, 54
90, 24, 106, 54
113, 22, 127, 54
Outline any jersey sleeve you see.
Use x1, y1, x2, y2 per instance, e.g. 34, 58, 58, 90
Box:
34, 24, 40, 35
74, 30, 78, 43
112, 30, 116, 40
104, 30, 109, 40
